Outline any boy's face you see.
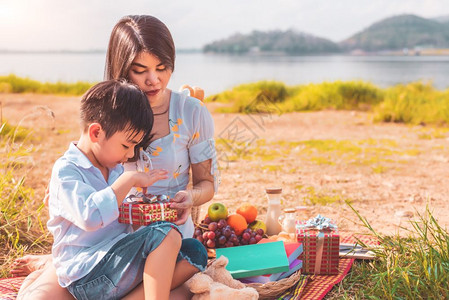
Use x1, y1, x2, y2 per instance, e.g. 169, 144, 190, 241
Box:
94, 129, 144, 169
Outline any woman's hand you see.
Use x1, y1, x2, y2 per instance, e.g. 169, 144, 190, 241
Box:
170, 190, 193, 225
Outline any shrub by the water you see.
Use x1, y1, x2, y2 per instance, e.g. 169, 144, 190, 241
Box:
2, 75, 449, 126
207, 80, 383, 113
0, 74, 93, 95
374, 81, 449, 125
207, 79, 449, 126
283, 81, 383, 112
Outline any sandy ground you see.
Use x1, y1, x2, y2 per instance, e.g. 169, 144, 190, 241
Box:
2, 92, 449, 238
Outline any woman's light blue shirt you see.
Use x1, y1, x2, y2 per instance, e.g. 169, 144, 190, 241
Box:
124, 90, 219, 238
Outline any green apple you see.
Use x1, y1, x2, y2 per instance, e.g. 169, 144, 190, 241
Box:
248, 220, 267, 234
208, 202, 228, 221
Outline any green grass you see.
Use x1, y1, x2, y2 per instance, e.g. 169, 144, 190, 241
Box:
281, 81, 383, 112
206, 80, 449, 126
330, 202, 449, 299
216, 137, 414, 172
261, 164, 283, 172
4, 75, 449, 126
373, 82, 449, 126
207, 80, 383, 114
0, 122, 49, 277
416, 127, 449, 140
371, 165, 388, 174
0, 122, 29, 142
0, 74, 94, 95
303, 186, 347, 205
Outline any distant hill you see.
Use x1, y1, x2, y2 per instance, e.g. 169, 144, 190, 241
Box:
340, 14, 449, 52
433, 15, 449, 23
203, 30, 341, 55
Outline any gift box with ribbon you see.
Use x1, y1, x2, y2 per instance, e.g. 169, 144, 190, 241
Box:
296, 214, 339, 275
118, 194, 177, 225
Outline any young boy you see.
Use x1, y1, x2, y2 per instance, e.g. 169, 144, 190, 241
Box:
47, 80, 206, 300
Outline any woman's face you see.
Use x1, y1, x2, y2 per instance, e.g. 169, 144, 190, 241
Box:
128, 51, 172, 107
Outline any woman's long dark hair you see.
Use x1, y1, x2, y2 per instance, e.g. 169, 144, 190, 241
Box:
104, 15, 175, 81
104, 15, 175, 160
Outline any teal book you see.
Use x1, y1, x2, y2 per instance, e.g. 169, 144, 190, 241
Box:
215, 241, 289, 279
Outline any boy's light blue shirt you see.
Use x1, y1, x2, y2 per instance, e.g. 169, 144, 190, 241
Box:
47, 142, 133, 288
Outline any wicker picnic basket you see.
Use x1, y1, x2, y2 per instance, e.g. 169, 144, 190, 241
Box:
206, 257, 303, 299
245, 270, 303, 299
191, 205, 201, 224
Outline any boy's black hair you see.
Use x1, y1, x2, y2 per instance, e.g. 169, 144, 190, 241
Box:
80, 80, 153, 159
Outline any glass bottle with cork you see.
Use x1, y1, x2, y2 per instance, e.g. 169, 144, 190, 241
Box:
264, 187, 283, 236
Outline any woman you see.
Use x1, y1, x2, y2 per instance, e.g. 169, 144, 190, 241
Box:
15, 15, 217, 299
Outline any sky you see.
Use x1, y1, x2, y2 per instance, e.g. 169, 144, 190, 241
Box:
1, 0, 448, 51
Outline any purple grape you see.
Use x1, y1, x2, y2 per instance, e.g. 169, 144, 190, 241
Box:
195, 229, 202, 237
223, 229, 231, 237
217, 219, 227, 229
202, 232, 209, 240
256, 228, 264, 236
225, 241, 234, 248
230, 234, 237, 242
203, 217, 212, 225
233, 240, 240, 246
249, 237, 257, 244
241, 239, 249, 245
208, 222, 218, 231
255, 234, 262, 242
242, 232, 251, 241
218, 236, 227, 245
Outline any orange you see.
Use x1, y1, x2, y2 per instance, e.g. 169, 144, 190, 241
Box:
236, 203, 258, 224
226, 214, 248, 236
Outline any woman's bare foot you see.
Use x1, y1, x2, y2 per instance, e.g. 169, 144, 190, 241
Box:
10, 254, 52, 277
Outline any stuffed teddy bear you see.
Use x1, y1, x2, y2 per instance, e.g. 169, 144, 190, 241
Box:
180, 84, 205, 101
185, 256, 259, 300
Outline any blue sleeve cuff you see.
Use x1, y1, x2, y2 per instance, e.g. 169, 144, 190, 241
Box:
189, 138, 216, 164
92, 187, 119, 227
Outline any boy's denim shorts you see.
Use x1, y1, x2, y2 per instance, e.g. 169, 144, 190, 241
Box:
67, 221, 207, 300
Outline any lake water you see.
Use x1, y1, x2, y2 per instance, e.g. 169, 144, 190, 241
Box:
1, 52, 449, 95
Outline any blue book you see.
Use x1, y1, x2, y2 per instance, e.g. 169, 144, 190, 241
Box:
238, 258, 303, 283
276, 258, 303, 280
257, 240, 303, 281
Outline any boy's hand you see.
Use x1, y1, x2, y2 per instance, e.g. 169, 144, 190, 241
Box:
113, 170, 168, 207
134, 169, 169, 188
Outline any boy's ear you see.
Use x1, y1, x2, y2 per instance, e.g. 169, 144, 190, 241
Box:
88, 123, 103, 142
